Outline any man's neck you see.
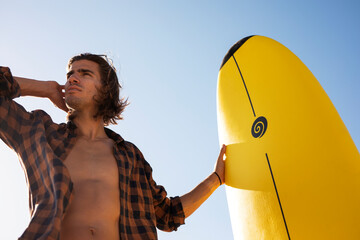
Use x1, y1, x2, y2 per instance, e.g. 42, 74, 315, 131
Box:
72, 112, 108, 140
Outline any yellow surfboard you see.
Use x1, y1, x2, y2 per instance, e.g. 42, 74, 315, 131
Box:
217, 36, 360, 239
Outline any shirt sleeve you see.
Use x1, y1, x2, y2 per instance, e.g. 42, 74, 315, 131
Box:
0, 66, 31, 151
0, 67, 21, 99
143, 159, 186, 232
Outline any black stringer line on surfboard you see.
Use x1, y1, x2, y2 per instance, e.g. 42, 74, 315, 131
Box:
266, 153, 291, 240
232, 55, 256, 117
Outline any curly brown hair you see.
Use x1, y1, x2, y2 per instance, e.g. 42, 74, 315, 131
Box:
67, 53, 128, 125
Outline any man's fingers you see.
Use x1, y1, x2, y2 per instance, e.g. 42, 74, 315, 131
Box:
61, 104, 69, 112
59, 85, 66, 97
221, 144, 226, 154
219, 144, 226, 161
59, 105, 68, 112
54, 95, 68, 112
59, 99, 69, 112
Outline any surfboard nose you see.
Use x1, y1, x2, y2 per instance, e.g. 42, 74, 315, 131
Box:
220, 35, 254, 70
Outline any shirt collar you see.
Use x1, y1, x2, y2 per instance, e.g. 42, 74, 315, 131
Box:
104, 127, 124, 145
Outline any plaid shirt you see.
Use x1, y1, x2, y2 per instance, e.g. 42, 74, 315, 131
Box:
0, 67, 185, 240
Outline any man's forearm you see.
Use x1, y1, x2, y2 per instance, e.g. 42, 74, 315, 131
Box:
14, 76, 52, 98
180, 172, 220, 218
13, 77, 67, 112
180, 145, 226, 218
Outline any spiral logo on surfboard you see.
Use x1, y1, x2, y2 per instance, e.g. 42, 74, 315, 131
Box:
251, 116, 268, 138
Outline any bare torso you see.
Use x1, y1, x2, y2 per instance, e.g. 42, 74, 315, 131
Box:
60, 136, 120, 240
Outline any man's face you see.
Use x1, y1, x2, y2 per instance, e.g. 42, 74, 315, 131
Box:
65, 60, 102, 111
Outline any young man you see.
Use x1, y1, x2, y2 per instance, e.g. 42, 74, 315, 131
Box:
0, 53, 226, 240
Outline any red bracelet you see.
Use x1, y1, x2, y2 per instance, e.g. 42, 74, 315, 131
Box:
214, 172, 222, 185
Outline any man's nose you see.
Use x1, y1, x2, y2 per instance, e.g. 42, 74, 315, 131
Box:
68, 74, 80, 84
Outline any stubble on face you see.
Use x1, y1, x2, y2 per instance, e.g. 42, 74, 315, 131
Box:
65, 89, 101, 117
65, 60, 102, 114
65, 94, 83, 111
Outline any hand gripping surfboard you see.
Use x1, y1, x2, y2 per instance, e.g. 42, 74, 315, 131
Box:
217, 36, 360, 240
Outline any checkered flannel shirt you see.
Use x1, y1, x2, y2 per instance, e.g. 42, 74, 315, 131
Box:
0, 67, 185, 240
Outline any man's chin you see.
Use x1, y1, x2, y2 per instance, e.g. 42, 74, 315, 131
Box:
65, 97, 81, 110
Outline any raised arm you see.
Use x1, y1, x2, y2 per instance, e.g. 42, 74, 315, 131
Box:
14, 76, 68, 112
180, 144, 226, 218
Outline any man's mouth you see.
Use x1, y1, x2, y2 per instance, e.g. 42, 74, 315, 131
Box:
67, 86, 82, 93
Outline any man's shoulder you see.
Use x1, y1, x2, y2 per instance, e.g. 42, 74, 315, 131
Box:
121, 140, 144, 159
103, 128, 148, 162
26, 109, 70, 137
31, 109, 66, 127
30, 109, 51, 119
122, 140, 140, 151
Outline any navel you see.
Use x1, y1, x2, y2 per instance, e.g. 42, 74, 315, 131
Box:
89, 226, 96, 236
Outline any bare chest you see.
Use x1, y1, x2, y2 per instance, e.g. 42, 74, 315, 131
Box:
60, 137, 120, 239
65, 138, 118, 179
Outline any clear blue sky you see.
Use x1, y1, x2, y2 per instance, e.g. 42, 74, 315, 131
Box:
0, 1, 359, 239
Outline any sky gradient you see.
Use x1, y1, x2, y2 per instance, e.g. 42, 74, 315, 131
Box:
0, 1, 359, 239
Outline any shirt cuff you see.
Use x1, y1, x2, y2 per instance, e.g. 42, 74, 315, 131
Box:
169, 196, 185, 231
